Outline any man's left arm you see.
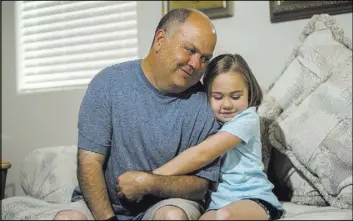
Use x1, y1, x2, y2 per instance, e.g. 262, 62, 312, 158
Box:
117, 171, 211, 201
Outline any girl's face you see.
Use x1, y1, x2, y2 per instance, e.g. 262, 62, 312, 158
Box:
209, 71, 249, 124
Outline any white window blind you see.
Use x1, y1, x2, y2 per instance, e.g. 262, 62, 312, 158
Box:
15, 1, 139, 93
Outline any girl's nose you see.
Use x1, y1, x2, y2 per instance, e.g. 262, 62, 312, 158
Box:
222, 98, 232, 109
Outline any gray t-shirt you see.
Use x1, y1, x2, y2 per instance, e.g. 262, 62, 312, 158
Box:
72, 59, 220, 220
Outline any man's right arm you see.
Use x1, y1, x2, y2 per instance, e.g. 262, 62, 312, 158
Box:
77, 149, 115, 220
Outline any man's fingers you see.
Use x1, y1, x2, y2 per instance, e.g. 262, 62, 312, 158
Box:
117, 191, 124, 198
116, 184, 124, 198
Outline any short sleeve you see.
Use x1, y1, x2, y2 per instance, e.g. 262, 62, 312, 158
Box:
220, 107, 259, 144
77, 69, 113, 155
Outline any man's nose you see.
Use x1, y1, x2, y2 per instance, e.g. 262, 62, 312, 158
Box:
188, 54, 201, 70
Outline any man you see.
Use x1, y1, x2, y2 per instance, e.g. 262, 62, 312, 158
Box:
54, 8, 220, 220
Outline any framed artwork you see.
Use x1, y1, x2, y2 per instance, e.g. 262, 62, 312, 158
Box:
162, 1, 234, 19
270, 1, 353, 23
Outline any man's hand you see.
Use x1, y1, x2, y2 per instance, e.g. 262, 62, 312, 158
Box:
116, 171, 153, 202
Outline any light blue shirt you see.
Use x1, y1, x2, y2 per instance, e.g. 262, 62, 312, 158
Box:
208, 107, 283, 211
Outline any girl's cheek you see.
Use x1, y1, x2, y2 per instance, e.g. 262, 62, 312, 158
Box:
237, 102, 249, 110
210, 100, 220, 111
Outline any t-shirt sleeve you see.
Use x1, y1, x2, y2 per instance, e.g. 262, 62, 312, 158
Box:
220, 108, 259, 144
77, 69, 112, 156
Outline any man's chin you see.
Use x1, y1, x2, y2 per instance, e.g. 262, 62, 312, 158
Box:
174, 80, 197, 91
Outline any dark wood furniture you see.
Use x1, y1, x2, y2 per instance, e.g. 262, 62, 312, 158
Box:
1, 161, 11, 200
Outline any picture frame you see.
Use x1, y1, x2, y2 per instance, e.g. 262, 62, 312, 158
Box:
162, 1, 234, 19
270, 1, 353, 23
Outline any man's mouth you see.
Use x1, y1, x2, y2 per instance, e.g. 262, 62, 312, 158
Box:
180, 68, 192, 76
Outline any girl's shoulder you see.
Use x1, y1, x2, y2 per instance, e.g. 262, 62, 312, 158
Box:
231, 107, 259, 122
220, 107, 261, 143
221, 107, 260, 130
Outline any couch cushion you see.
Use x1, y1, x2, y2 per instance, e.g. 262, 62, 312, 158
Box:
1, 196, 93, 220
268, 148, 328, 206
269, 14, 352, 209
21, 146, 78, 204
279, 202, 352, 220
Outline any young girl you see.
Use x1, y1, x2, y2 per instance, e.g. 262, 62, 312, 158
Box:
153, 54, 285, 220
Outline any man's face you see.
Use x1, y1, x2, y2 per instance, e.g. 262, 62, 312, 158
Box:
155, 14, 217, 92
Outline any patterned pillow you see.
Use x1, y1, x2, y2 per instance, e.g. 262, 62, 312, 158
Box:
268, 14, 352, 209
20, 146, 78, 204
257, 13, 350, 175
257, 12, 346, 175
258, 96, 283, 173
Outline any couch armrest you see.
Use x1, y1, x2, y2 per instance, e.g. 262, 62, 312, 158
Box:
279, 202, 352, 220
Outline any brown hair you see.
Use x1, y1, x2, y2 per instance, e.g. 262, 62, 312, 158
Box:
203, 54, 263, 107
150, 8, 193, 49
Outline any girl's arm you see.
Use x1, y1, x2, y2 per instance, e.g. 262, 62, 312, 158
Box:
153, 131, 242, 176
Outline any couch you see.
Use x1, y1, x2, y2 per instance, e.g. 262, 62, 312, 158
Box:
1, 14, 352, 220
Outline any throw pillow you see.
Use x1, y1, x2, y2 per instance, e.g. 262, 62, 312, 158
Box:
21, 146, 79, 204
269, 14, 352, 209
257, 13, 350, 176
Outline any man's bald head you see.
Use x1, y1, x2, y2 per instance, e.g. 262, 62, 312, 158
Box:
151, 8, 216, 48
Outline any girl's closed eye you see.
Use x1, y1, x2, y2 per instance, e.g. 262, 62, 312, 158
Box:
211, 93, 223, 100
213, 95, 223, 100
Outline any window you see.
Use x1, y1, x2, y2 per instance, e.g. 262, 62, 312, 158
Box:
15, 1, 139, 93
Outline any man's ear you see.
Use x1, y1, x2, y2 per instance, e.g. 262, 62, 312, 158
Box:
153, 29, 167, 52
